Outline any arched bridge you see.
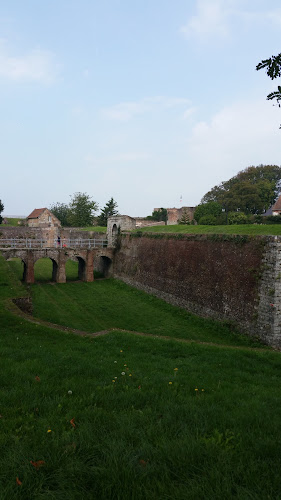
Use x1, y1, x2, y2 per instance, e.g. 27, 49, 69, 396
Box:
1, 247, 114, 284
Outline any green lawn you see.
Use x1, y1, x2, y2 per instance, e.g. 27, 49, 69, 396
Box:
1, 255, 281, 498
80, 226, 107, 233
1, 218, 23, 227
134, 224, 281, 235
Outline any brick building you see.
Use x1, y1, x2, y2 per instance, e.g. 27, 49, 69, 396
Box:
27, 208, 61, 228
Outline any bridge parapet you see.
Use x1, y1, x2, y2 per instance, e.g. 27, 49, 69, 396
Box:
0, 238, 108, 249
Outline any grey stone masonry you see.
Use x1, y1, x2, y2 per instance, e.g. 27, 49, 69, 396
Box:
257, 237, 281, 348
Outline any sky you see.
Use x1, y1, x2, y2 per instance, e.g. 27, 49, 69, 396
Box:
1, 0, 281, 217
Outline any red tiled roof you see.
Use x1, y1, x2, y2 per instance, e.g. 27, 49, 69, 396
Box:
27, 208, 47, 219
272, 195, 281, 212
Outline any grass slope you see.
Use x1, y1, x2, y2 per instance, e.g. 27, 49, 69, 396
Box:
135, 224, 281, 235
1, 256, 281, 498
30, 279, 263, 348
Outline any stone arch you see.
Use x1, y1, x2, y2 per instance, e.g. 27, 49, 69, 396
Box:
7, 257, 27, 282
65, 258, 79, 281
77, 256, 86, 281
98, 256, 113, 277
34, 256, 59, 282
112, 223, 118, 243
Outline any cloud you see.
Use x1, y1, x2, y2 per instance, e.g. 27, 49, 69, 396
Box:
180, 0, 233, 41
0, 41, 58, 83
101, 96, 192, 121
180, 1, 281, 42
186, 98, 281, 196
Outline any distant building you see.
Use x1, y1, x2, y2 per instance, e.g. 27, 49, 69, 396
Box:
271, 195, 281, 216
154, 207, 196, 225
263, 195, 281, 216
27, 208, 61, 228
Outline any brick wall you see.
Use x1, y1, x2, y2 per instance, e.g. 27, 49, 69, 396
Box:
113, 233, 281, 347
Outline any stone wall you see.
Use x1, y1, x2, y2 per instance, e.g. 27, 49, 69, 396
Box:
154, 207, 196, 225
0, 227, 105, 247
113, 233, 281, 347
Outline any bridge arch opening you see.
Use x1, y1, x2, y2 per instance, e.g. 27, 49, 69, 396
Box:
34, 257, 58, 282
65, 259, 79, 281
98, 256, 112, 277
7, 258, 26, 282
77, 256, 86, 281
112, 223, 118, 244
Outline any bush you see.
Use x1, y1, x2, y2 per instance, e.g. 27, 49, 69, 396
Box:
194, 202, 222, 223
264, 215, 281, 224
198, 215, 217, 225
228, 212, 249, 225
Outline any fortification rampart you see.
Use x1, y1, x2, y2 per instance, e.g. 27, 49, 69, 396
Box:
112, 233, 281, 348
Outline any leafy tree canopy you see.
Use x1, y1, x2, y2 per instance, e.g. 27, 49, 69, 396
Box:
98, 197, 119, 227
68, 192, 98, 227
50, 193, 98, 227
194, 201, 222, 223
256, 53, 281, 106
49, 202, 71, 227
147, 208, 167, 222
201, 165, 281, 214
0, 199, 4, 225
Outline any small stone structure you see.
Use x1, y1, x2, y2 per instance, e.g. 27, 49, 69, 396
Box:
107, 215, 165, 246
27, 208, 61, 228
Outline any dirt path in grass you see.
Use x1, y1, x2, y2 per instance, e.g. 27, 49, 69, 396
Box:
6, 298, 277, 353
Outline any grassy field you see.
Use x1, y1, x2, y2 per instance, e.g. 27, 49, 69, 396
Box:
80, 226, 107, 233
1, 256, 281, 498
134, 223, 281, 235
2, 218, 23, 227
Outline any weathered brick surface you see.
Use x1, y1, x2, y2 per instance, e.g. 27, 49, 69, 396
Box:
113, 234, 281, 347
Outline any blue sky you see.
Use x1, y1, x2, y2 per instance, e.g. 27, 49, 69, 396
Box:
1, 0, 281, 217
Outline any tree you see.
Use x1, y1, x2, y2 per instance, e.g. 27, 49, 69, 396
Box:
256, 53, 281, 106
201, 165, 281, 214
178, 208, 191, 225
147, 208, 167, 223
0, 199, 4, 224
194, 201, 222, 224
49, 202, 71, 227
98, 197, 119, 227
67, 192, 98, 227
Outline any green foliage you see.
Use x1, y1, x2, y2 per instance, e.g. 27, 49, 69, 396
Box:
68, 192, 98, 227
147, 208, 167, 223
0, 199, 4, 224
201, 165, 281, 214
264, 215, 281, 224
199, 214, 217, 225
98, 197, 118, 226
194, 201, 222, 223
178, 208, 191, 225
256, 53, 281, 108
50, 193, 98, 227
49, 202, 71, 226
228, 211, 249, 225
